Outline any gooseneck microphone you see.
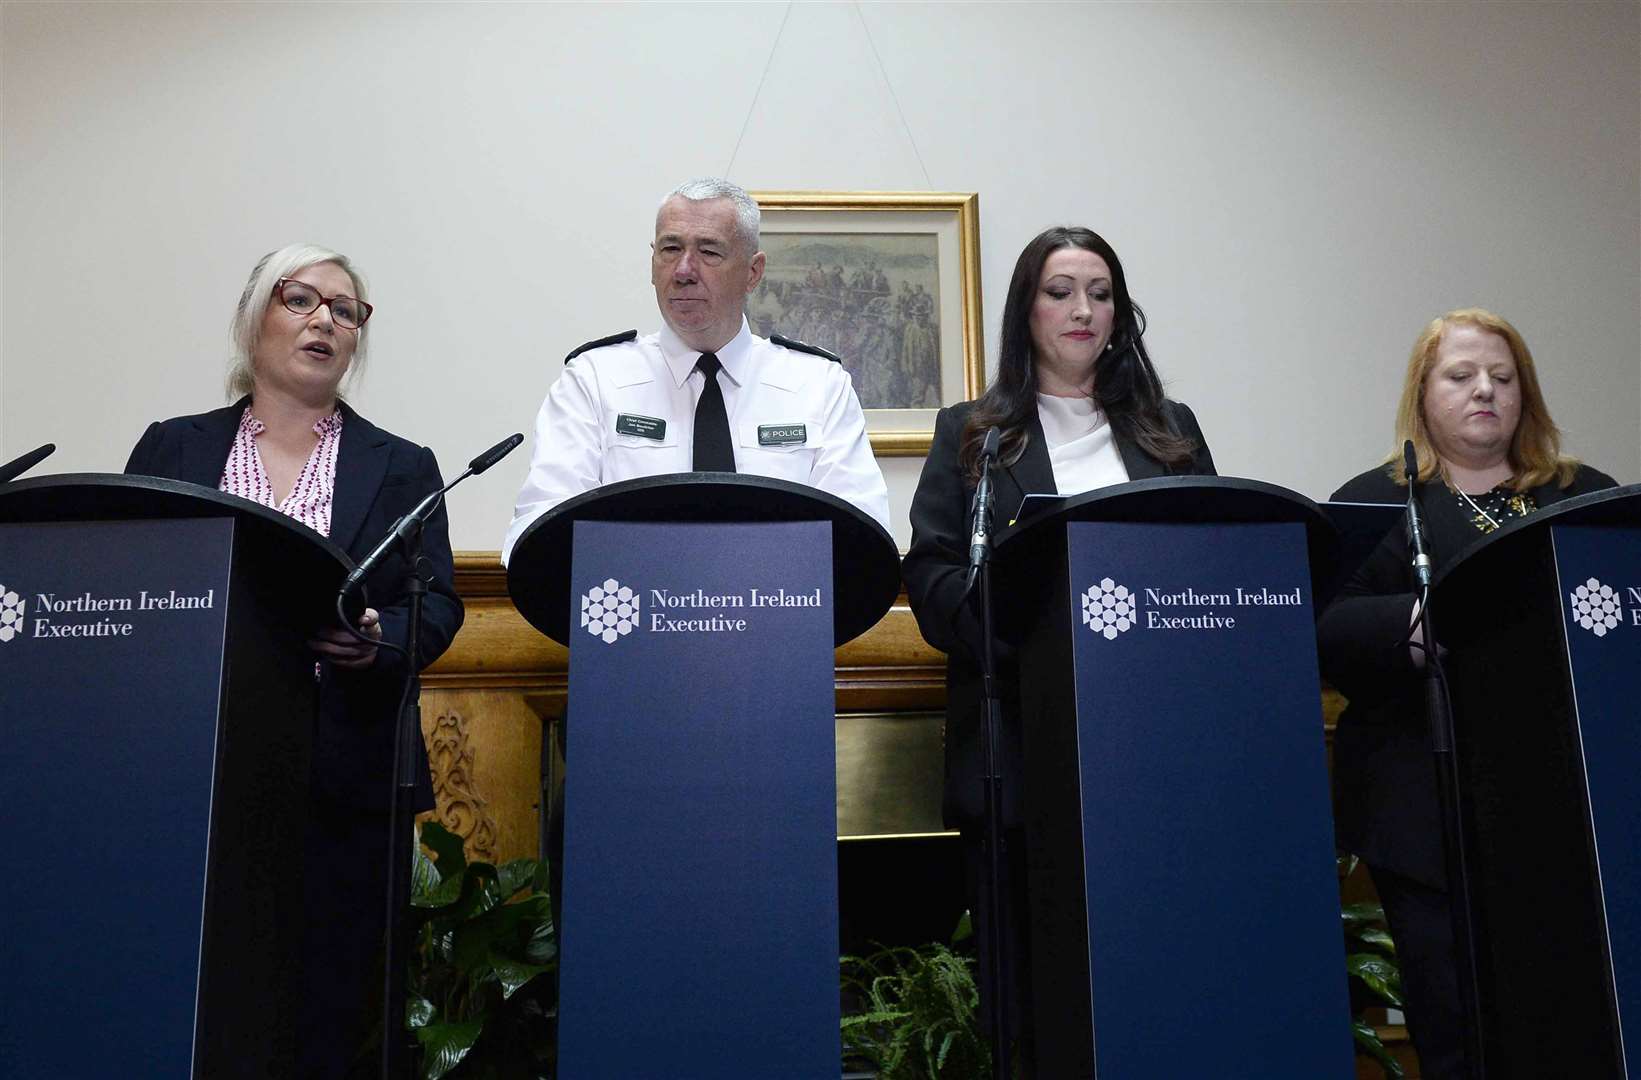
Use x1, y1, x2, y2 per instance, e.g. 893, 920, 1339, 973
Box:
968, 427, 1001, 577
342, 432, 523, 596
1403, 440, 1432, 587
468, 431, 524, 476
0, 443, 55, 484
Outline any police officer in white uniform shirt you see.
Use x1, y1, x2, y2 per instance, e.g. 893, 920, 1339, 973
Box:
502, 178, 891, 563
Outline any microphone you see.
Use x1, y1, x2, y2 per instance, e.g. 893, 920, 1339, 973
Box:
341, 433, 523, 596
969, 427, 1001, 573
469, 432, 523, 475
1403, 440, 1432, 587
0, 443, 55, 484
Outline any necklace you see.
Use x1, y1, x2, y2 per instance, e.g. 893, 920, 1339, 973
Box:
1449, 482, 1536, 534
1455, 486, 1501, 531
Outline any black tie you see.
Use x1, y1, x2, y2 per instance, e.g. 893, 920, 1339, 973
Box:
692, 352, 735, 472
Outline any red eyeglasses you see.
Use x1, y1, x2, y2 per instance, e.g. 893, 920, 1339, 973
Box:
275, 278, 374, 329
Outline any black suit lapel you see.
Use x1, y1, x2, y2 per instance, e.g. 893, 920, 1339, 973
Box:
330, 403, 392, 554
1000, 411, 1057, 524
1116, 425, 1168, 481
178, 402, 246, 488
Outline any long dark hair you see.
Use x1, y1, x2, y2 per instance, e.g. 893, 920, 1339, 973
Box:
959, 226, 1196, 480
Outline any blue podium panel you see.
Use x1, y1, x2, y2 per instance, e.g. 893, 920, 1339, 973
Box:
1554, 524, 1641, 1069
0, 518, 233, 1078
1065, 521, 1353, 1076
557, 520, 839, 1079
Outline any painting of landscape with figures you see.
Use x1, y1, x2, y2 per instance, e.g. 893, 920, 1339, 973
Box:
748, 232, 942, 410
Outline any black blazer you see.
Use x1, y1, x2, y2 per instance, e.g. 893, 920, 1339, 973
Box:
903, 399, 1216, 827
1318, 461, 1618, 887
125, 398, 464, 813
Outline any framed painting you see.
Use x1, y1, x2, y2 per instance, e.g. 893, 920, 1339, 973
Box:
747, 191, 984, 456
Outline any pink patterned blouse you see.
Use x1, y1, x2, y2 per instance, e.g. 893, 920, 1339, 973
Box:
219, 405, 343, 536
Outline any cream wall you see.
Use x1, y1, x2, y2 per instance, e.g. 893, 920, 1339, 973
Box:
3, 1, 1637, 550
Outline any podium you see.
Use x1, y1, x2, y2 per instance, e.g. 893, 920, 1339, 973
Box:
0, 475, 351, 1077
993, 476, 1354, 1077
1431, 483, 1641, 1077
508, 474, 899, 1079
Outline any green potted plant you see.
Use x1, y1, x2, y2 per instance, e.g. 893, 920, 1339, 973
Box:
1341, 854, 1406, 1078
840, 914, 990, 1079
401, 821, 558, 1080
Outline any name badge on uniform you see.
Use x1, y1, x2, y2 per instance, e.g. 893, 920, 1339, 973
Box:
758, 423, 808, 446
615, 413, 666, 440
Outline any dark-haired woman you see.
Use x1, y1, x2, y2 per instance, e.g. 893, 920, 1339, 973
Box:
902, 226, 1214, 1074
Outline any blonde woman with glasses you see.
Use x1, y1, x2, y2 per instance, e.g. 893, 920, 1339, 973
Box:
125, 243, 463, 1078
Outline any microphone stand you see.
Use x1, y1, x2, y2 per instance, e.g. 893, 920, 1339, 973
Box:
964, 432, 1011, 1080
1406, 467, 1486, 1078
381, 541, 430, 1080
334, 434, 521, 1080
336, 503, 436, 1080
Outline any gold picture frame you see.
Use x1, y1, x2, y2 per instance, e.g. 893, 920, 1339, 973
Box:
748, 191, 985, 456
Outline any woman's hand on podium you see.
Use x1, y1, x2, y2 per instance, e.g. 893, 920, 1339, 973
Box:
309, 606, 382, 669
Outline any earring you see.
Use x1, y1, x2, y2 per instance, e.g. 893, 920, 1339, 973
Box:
1105, 340, 1114, 351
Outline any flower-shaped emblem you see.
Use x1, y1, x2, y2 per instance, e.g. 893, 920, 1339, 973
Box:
1081, 577, 1136, 641
0, 586, 24, 644
581, 578, 639, 644
1569, 577, 1622, 637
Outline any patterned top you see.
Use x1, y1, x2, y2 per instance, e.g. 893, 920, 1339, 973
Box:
219, 405, 343, 536
1453, 483, 1537, 535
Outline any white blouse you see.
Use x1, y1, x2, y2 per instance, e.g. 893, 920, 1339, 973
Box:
1037, 393, 1129, 495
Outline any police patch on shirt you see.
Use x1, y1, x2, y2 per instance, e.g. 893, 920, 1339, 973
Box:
758, 423, 808, 446
615, 413, 666, 441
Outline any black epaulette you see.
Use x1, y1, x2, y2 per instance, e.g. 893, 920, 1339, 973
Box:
770, 333, 843, 364
565, 330, 638, 363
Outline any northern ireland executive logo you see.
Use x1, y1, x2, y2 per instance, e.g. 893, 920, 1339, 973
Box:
0, 583, 24, 644
1082, 578, 1137, 640
1079, 578, 1304, 640
1568, 578, 1623, 637
581, 578, 640, 644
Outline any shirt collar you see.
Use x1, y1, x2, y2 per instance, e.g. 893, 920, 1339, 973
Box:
658, 316, 752, 389
240, 403, 345, 437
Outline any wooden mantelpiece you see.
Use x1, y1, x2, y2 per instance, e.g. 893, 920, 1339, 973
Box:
423, 553, 948, 710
